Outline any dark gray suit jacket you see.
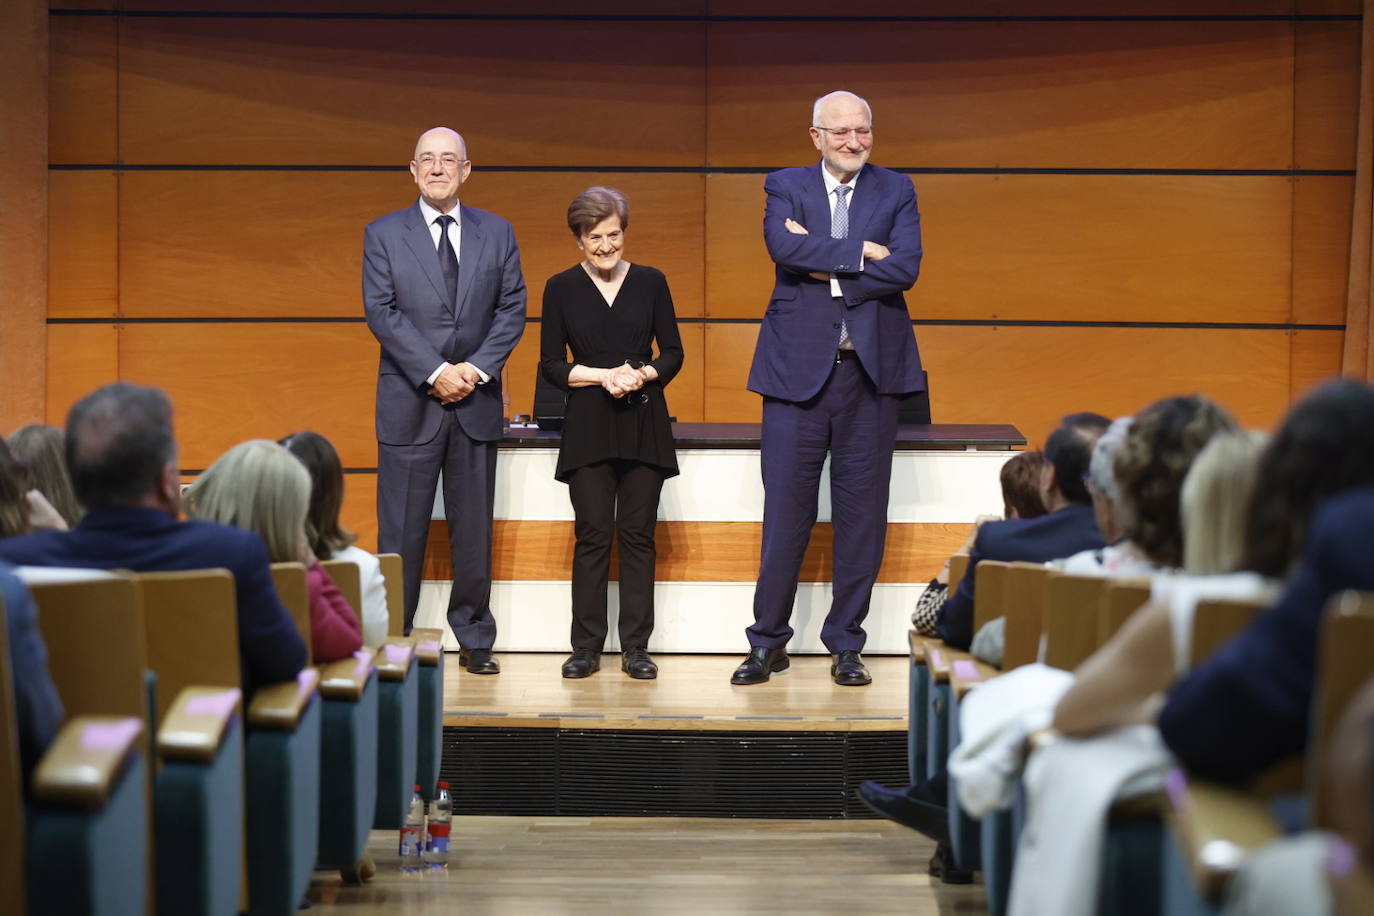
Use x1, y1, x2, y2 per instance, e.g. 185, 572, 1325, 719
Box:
363, 201, 527, 444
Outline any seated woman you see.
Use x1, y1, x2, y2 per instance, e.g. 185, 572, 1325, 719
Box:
539, 186, 683, 680
185, 440, 362, 663
1055, 379, 1374, 738
280, 430, 389, 648
7, 424, 82, 529
0, 437, 68, 537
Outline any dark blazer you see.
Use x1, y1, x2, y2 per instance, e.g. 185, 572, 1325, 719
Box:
1159, 486, 1374, 784
363, 201, 527, 445
0, 508, 306, 698
747, 162, 924, 403
936, 503, 1104, 650
1, 561, 64, 788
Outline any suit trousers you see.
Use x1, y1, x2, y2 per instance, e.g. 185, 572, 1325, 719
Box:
748, 356, 899, 653
377, 407, 497, 648
566, 459, 665, 653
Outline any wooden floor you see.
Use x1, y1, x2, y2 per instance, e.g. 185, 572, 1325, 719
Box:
307, 818, 988, 915
444, 652, 910, 731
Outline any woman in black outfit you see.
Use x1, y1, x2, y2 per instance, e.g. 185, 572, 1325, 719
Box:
540, 186, 683, 680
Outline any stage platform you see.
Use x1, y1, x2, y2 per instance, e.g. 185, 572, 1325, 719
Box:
436, 653, 911, 820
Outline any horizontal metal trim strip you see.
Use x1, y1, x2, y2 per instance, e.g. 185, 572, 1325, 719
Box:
49, 316, 1347, 331
49, 10, 1362, 22
47, 163, 1357, 177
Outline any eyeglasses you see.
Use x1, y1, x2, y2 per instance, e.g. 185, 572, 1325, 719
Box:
415, 154, 468, 171
813, 126, 872, 140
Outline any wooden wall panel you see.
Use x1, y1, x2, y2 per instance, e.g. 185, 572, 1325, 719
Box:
47, 16, 116, 164
45, 323, 117, 426
706, 173, 1295, 324
341, 472, 379, 554
49, 171, 118, 318
117, 323, 379, 469
1294, 22, 1363, 171
117, 171, 705, 319
707, 21, 1294, 169
700, 322, 1297, 438
116, 19, 705, 166
1293, 176, 1355, 325
1289, 328, 1345, 400
712, 1, 1302, 12
431, 519, 969, 583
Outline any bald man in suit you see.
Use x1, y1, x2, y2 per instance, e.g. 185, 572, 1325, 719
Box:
363, 127, 527, 674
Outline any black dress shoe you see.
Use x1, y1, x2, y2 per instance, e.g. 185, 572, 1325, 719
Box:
831, 649, 872, 686
730, 646, 789, 685
458, 648, 500, 675
928, 841, 974, 885
561, 649, 600, 678
621, 647, 658, 680
855, 780, 950, 843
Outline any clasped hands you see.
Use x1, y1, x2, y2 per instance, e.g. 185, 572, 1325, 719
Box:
601, 362, 658, 399
782, 218, 890, 282
427, 361, 483, 404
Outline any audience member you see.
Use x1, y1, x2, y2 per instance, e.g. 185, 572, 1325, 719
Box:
0, 438, 30, 539
279, 431, 388, 648
1179, 431, 1269, 575
933, 412, 1110, 651
7, 424, 83, 528
912, 449, 1046, 637
1, 560, 64, 790
0, 384, 305, 697
186, 440, 362, 663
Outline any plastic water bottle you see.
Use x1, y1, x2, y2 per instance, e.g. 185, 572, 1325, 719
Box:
424, 781, 452, 869
398, 785, 426, 873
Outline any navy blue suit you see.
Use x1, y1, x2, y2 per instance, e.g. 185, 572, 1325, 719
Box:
1, 561, 64, 788
936, 504, 1104, 650
0, 508, 305, 698
746, 162, 923, 653
1159, 486, 1374, 784
363, 200, 527, 644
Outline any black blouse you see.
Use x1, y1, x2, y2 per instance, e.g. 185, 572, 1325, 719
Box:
539, 263, 684, 482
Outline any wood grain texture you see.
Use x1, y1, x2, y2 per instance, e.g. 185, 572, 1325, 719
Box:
118, 322, 381, 468
49, 170, 118, 318
1289, 329, 1345, 401
45, 323, 118, 426
116, 18, 705, 166
707, 20, 1295, 169
706, 173, 1296, 324
115, 171, 705, 319
425, 519, 968, 583
1293, 21, 1362, 172
1292, 176, 1355, 325
48, 16, 117, 164
702, 321, 761, 423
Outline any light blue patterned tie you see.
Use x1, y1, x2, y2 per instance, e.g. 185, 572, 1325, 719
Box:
832, 185, 851, 347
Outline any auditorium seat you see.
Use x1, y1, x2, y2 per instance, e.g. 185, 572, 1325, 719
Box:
1, 582, 150, 916
136, 569, 321, 916
372, 637, 419, 830
377, 552, 404, 638
271, 562, 378, 876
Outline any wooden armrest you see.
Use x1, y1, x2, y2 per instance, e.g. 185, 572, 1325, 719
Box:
33, 715, 144, 809
247, 668, 320, 730
317, 651, 375, 701
1164, 768, 1283, 902
948, 553, 970, 593
157, 687, 241, 763
410, 628, 443, 666
908, 628, 926, 664
921, 639, 958, 683
375, 639, 415, 682
950, 656, 999, 700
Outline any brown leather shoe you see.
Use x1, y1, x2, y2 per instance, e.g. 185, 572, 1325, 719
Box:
458, 648, 500, 674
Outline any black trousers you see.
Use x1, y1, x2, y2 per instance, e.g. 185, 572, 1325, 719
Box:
566, 459, 665, 653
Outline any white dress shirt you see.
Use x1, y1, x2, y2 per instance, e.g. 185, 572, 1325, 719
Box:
417, 197, 489, 385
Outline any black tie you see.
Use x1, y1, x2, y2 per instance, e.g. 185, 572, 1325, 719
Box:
435, 214, 458, 305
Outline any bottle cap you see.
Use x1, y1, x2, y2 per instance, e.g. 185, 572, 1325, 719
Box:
437, 780, 449, 789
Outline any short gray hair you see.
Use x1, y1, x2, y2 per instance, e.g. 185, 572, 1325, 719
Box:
812, 90, 872, 127
184, 439, 310, 564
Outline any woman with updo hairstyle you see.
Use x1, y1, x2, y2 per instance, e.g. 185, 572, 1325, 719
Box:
539, 186, 684, 680
7, 424, 82, 528
279, 430, 389, 648
185, 440, 362, 663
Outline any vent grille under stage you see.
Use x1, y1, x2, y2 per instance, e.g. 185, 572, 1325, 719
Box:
439, 726, 908, 819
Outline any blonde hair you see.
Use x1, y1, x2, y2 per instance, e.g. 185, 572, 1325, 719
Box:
184, 439, 310, 564
1180, 430, 1268, 575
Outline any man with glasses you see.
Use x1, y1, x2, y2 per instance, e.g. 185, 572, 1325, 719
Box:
731, 90, 924, 687
362, 127, 527, 674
